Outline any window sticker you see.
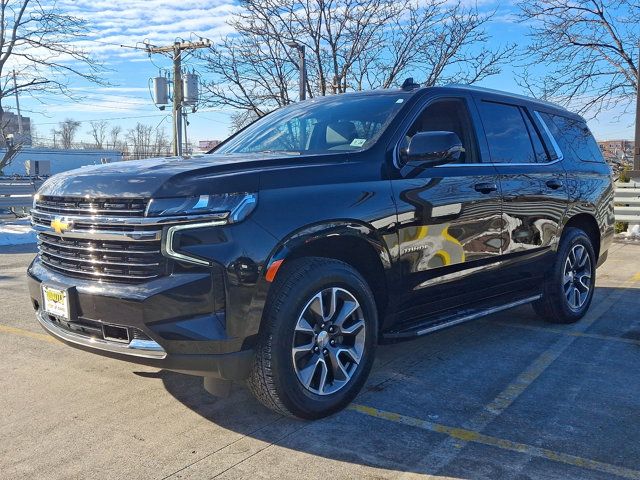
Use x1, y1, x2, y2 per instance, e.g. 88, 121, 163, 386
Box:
350, 138, 367, 147
396, 98, 404, 103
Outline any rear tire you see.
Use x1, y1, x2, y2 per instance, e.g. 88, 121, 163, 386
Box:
532, 227, 596, 324
248, 257, 378, 419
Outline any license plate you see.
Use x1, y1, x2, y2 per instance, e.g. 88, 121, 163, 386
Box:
42, 285, 70, 320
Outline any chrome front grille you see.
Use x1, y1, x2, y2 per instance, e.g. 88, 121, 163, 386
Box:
37, 232, 166, 282
33, 195, 167, 283
36, 195, 148, 216
32, 195, 226, 283
31, 210, 162, 240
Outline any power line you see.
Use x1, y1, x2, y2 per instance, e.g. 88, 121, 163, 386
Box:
37, 96, 151, 109
85, 40, 149, 51
35, 113, 170, 126
32, 109, 230, 127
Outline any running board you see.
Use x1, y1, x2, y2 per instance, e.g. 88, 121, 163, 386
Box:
383, 295, 542, 340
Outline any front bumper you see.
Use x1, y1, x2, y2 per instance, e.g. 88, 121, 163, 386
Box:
28, 258, 254, 380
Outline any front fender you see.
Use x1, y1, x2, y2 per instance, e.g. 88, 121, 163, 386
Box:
265, 219, 395, 272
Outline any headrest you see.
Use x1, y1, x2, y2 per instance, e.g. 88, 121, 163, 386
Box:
326, 121, 357, 145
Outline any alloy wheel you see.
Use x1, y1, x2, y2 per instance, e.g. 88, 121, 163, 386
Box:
291, 287, 366, 395
563, 244, 592, 310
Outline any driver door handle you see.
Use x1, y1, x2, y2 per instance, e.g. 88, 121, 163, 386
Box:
474, 182, 498, 194
546, 179, 564, 190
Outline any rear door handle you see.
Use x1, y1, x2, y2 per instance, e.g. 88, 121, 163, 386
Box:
546, 179, 563, 190
474, 182, 498, 194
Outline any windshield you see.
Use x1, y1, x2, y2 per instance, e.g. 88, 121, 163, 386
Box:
216, 93, 411, 155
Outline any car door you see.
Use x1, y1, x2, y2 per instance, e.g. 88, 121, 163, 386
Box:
473, 97, 569, 288
390, 95, 504, 324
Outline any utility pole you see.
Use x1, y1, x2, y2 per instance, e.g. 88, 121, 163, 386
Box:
285, 41, 306, 101
298, 46, 307, 101
634, 42, 640, 172
12, 70, 23, 135
183, 113, 189, 155
145, 39, 210, 156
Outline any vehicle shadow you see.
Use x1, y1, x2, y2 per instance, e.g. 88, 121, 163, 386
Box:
148, 286, 640, 478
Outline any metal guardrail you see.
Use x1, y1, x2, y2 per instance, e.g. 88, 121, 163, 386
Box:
0, 177, 44, 211
614, 181, 640, 223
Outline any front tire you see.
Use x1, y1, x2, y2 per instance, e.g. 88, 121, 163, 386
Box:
532, 227, 596, 324
248, 257, 378, 419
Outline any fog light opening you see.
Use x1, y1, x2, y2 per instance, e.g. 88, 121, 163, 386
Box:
103, 324, 130, 343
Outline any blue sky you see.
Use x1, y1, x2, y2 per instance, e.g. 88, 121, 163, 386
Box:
18, 0, 636, 145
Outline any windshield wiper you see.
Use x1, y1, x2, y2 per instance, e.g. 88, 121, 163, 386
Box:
259, 150, 301, 155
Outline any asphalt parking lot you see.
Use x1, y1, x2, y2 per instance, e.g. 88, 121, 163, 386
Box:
2, 241, 640, 480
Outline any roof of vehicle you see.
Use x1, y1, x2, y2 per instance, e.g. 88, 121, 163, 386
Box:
300, 83, 582, 121
438, 84, 579, 117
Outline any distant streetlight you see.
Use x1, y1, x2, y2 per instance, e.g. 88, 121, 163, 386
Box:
634, 41, 640, 173
286, 41, 306, 101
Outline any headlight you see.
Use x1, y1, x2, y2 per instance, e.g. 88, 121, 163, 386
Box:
146, 193, 257, 222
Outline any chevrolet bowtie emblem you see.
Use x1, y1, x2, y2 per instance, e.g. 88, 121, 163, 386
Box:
51, 217, 72, 234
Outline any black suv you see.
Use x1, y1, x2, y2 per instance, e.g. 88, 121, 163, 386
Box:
28, 85, 614, 419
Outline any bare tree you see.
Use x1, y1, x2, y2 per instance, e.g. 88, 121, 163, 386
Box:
0, 0, 104, 171
202, 0, 513, 129
126, 123, 154, 160
152, 127, 171, 157
50, 128, 59, 149
29, 124, 40, 146
59, 119, 80, 149
88, 120, 108, 149
109, 126, 122, 150
517, 0, 639, 115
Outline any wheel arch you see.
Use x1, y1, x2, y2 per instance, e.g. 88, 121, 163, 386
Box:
264, 221, 393, 324
562, 213, 601, 258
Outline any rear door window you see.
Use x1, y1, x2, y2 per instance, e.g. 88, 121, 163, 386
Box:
477, 101, 537, 164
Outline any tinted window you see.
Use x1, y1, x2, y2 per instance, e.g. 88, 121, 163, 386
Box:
522, 110, 550, 163
403, 98, 478, 163
478, 101, 537, 163
216, 93, 410, 155
538, 112, 604, 163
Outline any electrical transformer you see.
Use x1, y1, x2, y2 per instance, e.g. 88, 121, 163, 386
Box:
182, 73, 199, 106
152, 76, 169, 105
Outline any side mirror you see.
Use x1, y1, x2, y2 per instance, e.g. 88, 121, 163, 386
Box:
400, 131, 465, 167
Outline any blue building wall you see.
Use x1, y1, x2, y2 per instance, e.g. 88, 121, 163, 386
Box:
1, 147, 123, 176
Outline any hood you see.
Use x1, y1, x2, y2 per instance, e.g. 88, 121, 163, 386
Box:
38, 152, 331, 198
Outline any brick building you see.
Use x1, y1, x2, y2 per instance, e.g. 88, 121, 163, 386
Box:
597, 139, 634, 162
1, 111, 31, 146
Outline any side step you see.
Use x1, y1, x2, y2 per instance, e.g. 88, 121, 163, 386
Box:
383, 295, 541, 340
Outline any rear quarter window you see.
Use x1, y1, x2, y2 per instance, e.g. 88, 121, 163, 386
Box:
538, 112, 604, 164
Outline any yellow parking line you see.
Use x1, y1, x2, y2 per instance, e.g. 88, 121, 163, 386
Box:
350, 404, 640, 480
458, 274, 637, 425
389, 273, 640, 475
492, 321, 640, 346
0, 324, 57, 344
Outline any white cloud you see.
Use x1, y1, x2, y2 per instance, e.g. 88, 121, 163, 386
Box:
17, 1, 239, 127
58, 0, 239, 60
45, 94, 151, 113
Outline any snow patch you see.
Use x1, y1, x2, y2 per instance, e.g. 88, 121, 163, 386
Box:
0, 218, 36, 246
627, 224, 640, 238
